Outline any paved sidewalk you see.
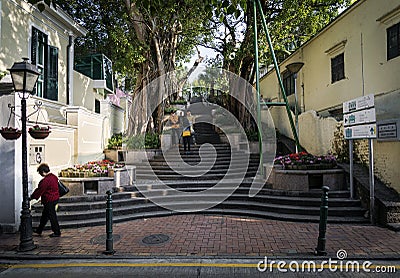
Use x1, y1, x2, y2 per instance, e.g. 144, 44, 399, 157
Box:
0, 215, 399, 259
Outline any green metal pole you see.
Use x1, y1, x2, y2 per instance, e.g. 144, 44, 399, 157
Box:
103, 190, 115, 255
253, 0, 263, 176
255, 0, 302, 152
315, 186, 329, 256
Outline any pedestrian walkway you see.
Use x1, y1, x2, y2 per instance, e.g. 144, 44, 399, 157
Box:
0, 214, 399, 259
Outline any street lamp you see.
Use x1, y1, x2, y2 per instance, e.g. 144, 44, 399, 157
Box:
8, 58, 40, 252
286, 62, 304, 153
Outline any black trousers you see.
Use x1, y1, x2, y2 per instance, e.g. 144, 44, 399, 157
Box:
183, 136, 191, 152
37, 200, 61, 235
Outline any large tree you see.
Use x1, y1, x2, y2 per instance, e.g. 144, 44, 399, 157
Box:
201, 0, 353, 127
29, 0, 211, 135
28, 0, 355, 134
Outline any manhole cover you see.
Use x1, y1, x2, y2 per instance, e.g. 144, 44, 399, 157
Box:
90, 234, 121, 245
141, 234, 170, 245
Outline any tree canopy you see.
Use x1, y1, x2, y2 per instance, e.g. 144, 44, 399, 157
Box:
27, 0, 355, 134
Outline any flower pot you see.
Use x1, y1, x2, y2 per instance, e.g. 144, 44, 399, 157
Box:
0, 130, 22, 140
29, 130, 50, 139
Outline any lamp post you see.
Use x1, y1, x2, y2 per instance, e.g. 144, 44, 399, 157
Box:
8, 58, 40, 252
286, 62, 304, 153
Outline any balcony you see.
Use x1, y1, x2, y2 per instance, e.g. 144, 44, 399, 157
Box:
74, 54, 114, 94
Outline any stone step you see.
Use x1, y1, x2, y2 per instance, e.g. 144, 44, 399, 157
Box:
136, 172, 258, 180
136, 166, 259, 175
32, 196, 365, 223
128, 188, 362, 207
140, 161, 260, 169
154, 153, 259, 159
126, 180, 352, 198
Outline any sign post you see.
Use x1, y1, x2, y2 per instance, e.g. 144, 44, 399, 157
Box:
343, 94, 376, 224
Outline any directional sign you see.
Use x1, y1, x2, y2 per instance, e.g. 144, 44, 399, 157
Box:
344, 124, 377, 139
343, 94, 374, 114
378, 122, 398, 140
344, 108, 376, 127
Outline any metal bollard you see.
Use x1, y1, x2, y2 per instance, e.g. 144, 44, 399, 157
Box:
103, 190, 115, 255
315, 186, 329, 256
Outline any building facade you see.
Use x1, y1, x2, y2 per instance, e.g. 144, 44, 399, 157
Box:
0, 0, 125, 232
260, 0, 400, 192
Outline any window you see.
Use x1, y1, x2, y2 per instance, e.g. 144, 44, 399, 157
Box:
387, 22, 400, 60
331, 53, 345, 83
31, 27, 58, 100
282, 70, 295, 96
95, 99, 100, 114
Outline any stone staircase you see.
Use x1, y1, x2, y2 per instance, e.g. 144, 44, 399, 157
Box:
31, 102, 368, 228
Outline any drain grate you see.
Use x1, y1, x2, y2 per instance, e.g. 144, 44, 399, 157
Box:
90, 234, 121, 245
141, 234, 170, 245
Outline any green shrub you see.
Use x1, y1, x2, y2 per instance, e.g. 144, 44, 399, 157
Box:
164, 107, 177, 114
145, 132, 160, 149
171, 99, 187, 105
124, 133, 160, 150
107, 133, 123, 149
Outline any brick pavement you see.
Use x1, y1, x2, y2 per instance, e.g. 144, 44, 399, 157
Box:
0, 215, 399, 259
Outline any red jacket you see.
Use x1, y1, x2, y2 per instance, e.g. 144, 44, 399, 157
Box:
31, 173, 59, 204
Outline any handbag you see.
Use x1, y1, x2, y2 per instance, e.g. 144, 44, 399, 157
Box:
182, 130, 191, 137
58, 180, 70, 197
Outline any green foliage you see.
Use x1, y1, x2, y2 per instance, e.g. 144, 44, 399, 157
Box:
124, 133, 160, 150
170, 99, 187, 105
164, 107, 177, 114
145, 133, 160, 149
0, 71, 7, 81
331, 123, 349, 163
107, 133, 123, 150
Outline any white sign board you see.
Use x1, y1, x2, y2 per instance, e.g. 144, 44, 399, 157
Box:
344, 124, 377, 139
344, 108, 376, 127
343, 94, 374, 114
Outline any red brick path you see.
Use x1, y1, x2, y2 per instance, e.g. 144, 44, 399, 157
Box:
0, 215, 399, 258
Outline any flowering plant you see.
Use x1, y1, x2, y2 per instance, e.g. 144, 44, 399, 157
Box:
274, 152, 337, 169
29, 125, 50, 132
60, 159, 125, 177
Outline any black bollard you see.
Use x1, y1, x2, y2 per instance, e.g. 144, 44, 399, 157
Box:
315, 186, 329, 256
103, 190, 115, 255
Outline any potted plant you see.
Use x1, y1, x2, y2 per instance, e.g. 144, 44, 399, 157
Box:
0, 127, 22, 140
29, 125, 51, 139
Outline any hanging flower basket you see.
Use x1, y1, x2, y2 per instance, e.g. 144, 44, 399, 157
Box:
29, 125, 51, 140
0, 127, 22, 140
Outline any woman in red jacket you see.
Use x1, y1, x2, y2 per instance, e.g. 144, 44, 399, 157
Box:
30, 163, 61, 237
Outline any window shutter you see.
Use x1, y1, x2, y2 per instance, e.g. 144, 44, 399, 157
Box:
46, 46, 58, 101
31, 28, 38, 65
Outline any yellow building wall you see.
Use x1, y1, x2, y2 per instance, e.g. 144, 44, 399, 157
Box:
260, 0, 400, 192
73, 71, 95, 110
0, 0, 71, 104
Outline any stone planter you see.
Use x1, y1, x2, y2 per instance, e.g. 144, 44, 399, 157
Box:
104, 149, 126, 162
114, 166, 136, 189
267, 165, 345, 191
125, 149, 162, 164
59, 177, 115, 196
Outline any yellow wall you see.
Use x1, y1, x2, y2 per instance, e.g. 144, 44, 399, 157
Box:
260, 0, 400, 192
73, 71, 95, 110
261, 0, 400, 113
0, 0, 77, 104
